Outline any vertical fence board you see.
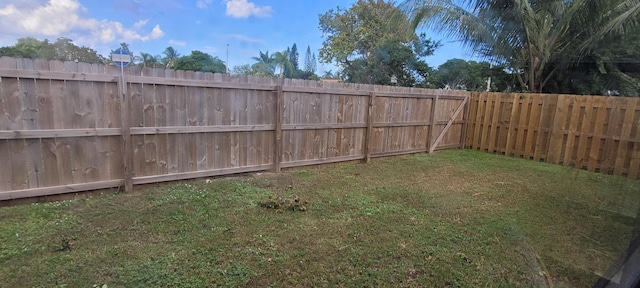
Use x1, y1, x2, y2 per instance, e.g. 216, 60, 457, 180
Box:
487, 93, 501, 153
628, 110, 640, 178
563, 96, 582, 166
0, 58, 13, 190
575, 96, 594, 169
274, 85, 283, 171
509, 96, 522, 157
601, 98, 623, 174
18, 59, 45, 189
428, 95, 439, 152
524, 95, 541, 159
479, 93, 493, 151
465, 93, 478, 147
471, 93, 485, 149
547, 95, 570, 164
614, 98, 639, 175
588, 98, 608, 172
79, 63, 100, 184
142, 68, 158, 177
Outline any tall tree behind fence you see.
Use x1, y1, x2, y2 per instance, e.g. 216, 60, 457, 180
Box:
0, 57, 468, 201
466, 92, 640, 178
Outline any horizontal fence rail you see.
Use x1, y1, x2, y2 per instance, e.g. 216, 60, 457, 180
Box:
0, 57, 468, 201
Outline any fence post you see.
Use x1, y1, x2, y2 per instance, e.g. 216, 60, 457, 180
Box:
364, 91, 376, 163
427, 94, 439, 153
120, 68, 133, 192
460, 93, 471, 149
274, 84, 284, 172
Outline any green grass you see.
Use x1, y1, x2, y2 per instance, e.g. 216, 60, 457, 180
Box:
1, 150, 638, 287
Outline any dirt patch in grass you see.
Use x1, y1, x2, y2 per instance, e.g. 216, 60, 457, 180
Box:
1, 150, 638, 287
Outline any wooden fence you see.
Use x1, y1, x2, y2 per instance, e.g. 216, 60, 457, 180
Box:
0, 57, 468, 200
466, 92, 640, 179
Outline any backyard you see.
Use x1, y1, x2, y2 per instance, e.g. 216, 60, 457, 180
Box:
0, 149, 638, 287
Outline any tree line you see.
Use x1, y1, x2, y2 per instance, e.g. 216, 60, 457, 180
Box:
1, 0, 638, 96
0, 37, 323, 80
231, 44, 320, 80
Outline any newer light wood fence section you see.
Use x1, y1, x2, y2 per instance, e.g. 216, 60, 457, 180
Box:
466, 92, 640, 179
0, 57, 468, 200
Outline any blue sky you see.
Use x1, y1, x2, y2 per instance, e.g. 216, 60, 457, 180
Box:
0, 0, 475, 74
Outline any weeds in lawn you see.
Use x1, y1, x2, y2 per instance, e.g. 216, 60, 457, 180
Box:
258, 195, 308, 212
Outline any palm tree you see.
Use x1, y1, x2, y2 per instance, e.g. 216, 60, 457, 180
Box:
138, 52, 162, 68
400, 0, 640, 93
273, 50, 293, 77
251, 50, 276, 74
249, 50, 278, 76
162, 47, 180, 69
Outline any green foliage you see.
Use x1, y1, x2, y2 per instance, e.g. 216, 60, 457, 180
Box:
161, 47, 180, 69
137, 52, 162, 68
319, 0, 440, 86
432, 58, 515, 91
0, 37, 106, 63
273, 50, 293, 78
173, 50, 226, 73
251, 50, 276, 74
238, 45, 319, 80
547, 29, 640, 96
289, 43, 299, 70
401, 0, 640, 95
303, 45, 315, 74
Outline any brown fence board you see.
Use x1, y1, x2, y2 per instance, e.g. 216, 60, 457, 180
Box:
19, 59, 45, 189
629, 117, 640, 178
524, 95, 541, 158
471, 93, 484, 150
548, 95, 570, 164
614, 98, 639, 175
601, 98, 623, 174
479, 93, 493, 151
588, 97, 607, 171
563, 96, 582, 166
467, 94, 476, 147
575, 96, 594, 168
511, 96, 528, 157
486, 93, 501, 153
0, 140, 11, 190
504, 94, 519, 156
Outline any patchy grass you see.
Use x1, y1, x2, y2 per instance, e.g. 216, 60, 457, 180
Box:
0, 150, 638, 287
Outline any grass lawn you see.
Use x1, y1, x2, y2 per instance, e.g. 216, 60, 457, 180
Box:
1, 150, 638, 287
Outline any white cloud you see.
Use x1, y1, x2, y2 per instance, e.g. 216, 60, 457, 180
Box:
140, 24, 164, 41
196, 0, 213, 9
225, 0, 272, 18
0, 0, 164, 45
230, 34, 264, 43
133, 19, 148, 29
169, 39, 187, 46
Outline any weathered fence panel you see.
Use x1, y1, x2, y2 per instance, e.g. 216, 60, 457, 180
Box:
0, 57, 467, 200
466, 92, 640, 178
